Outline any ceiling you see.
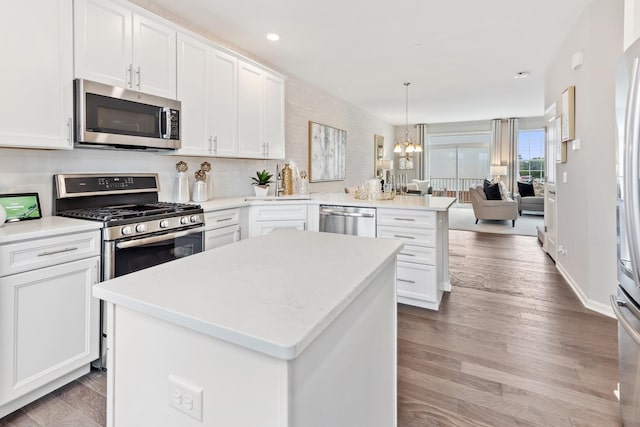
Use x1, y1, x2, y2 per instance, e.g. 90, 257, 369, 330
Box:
148, 0, 595, 125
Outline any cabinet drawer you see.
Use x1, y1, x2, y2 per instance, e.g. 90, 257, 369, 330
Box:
377, 225, 436, 248
252, 220, 306, 236
205, 225, 240, 250
205, 208, 240, 229
377, 209, 436, 229
0, 231, 101, 277
398, 244, 436, 265
396, 262, 437, 303
252, 204, 308, 221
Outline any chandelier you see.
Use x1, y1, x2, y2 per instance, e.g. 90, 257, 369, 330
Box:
393, 82, 422, 154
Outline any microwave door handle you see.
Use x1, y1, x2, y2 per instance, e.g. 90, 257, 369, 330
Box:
624, 57, 640, 285
160, 107, 171, 139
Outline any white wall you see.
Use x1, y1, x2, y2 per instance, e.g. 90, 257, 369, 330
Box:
544, 0, 623, 313
0, 2, 394, 215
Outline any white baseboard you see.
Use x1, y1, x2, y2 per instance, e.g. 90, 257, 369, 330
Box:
556, 261, 615, 319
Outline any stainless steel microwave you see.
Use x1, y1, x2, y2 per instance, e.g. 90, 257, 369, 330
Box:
74, 79, 181, 150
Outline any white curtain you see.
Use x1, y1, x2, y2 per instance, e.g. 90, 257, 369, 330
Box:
507, 118, 519, 193
416, 124, 428, 180
490, 119, 502, 166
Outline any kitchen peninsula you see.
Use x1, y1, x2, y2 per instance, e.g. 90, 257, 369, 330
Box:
93, 230, 403, 427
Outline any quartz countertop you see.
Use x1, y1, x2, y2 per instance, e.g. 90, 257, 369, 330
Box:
93, 229, 403, 360
0, 216, 102, 245
197, 193, 456, 212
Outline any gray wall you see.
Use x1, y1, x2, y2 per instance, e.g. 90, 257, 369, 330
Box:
544, 0, 623, 312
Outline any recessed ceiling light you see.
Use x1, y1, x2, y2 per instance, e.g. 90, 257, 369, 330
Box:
266, 33, 280, 41
514, 71, 530, 79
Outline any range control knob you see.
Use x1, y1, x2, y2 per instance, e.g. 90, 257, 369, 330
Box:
159, 219, 170, 228
121, 226, 133, 236
190, 215, 199, 223
135, 224, 147, 233
180, 216, 190, 225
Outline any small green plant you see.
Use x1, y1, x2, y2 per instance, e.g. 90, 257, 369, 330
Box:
251, 169, 273, 186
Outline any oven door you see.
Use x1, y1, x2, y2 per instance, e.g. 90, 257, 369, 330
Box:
103, 227, 204, 281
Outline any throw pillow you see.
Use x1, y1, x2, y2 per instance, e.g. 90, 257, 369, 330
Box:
517, 181, 535, 197
483, 179, 502, 200
411, 179, 430, 194
532, 179, 544, 197
497, 181, 508, 200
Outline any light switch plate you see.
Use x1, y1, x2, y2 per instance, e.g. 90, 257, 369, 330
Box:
562, 172, 568, 183
572, 138, 581, 150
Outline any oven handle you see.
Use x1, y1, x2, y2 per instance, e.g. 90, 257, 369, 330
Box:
611, 294, 640, 346
115, 227, 204, 249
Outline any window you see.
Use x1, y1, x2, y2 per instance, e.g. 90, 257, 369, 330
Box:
518, 129, 545, 181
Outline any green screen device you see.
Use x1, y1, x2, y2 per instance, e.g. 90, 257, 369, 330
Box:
0, 193, 42, 222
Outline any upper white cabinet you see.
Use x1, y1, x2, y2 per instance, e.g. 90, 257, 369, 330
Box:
238, 61, 286, 159
74, 0, 177, 99
176, 33, 238, 157
0, 0, 74, 149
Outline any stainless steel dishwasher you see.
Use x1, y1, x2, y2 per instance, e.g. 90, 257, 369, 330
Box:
319, 205, 376, 238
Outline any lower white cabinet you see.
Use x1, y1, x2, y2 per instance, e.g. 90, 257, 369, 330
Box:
248, 204, 307, 238
0, 224, 101, 418
204, 208, 241, 250
377, 208, 449, 310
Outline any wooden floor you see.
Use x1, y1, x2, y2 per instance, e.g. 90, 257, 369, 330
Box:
0, 230, 621, 426
398, 230, 621, 426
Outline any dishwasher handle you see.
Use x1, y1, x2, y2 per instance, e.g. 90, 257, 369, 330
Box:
320, 209, 375, 218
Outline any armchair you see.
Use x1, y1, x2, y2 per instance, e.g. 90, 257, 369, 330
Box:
469, 185, 518, 227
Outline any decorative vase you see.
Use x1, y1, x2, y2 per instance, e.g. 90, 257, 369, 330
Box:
254, 185, 269, 197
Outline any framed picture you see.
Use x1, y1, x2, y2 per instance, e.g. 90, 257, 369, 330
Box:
555, 116, 567, 163
309, 121, 347, 182
374, 134, 384, 177
0, 193, 42, 222
561, 86, 575, 142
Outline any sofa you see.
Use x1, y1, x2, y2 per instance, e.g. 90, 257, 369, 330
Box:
516, 180, 544, 215
469, 185, 518, 227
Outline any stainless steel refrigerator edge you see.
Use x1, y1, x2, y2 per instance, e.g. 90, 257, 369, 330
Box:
614, 35, 640, 427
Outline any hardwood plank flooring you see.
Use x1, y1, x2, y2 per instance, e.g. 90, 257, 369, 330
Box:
398, 230, 620, 426
0, 230, 620, 426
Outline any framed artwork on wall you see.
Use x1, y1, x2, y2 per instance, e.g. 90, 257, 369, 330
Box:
309, 121, 347, 182
561, 86, 575, 142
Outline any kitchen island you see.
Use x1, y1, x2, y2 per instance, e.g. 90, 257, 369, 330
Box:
93, 229, 403, 427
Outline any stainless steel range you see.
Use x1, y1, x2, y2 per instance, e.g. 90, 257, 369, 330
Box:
54, 173, 204, 369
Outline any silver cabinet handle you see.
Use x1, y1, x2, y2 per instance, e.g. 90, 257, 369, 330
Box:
214, 136, 218, 154
216, 217, 233, 222
208, 136, 213, 153
399, 252, 415, 257
393, 217, 415, 221
393, 234, 415, 239
611, 295, 640, 346
67, 117, 73, 145
136, 66, 141, 89
397, 278, 415, 284
127, 64, 133, 88
38, 247, 78, 257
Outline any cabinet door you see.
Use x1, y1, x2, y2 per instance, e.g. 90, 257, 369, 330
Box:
74, 0, 132, 89
263, 73, 285, 159
132, 13, 177, 99
176, 33, 212, 156
205, 225, 241, 250
0, 257, 100, 405
211, 49, 239, 157
0, 0, 73, 149
250, 220, 306, 237
237, 61, 264, 158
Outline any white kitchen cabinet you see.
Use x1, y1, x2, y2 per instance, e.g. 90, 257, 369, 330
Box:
0, 0, 74, 149
204, 208, 241, 250
377, 208, 448, 310
0, 228, 100, 418
175, 33, 238, 157
74, 0, 177, 99
248, 204, 307, 237
238, 61, 286, 159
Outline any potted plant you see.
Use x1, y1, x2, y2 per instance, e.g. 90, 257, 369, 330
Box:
251, 169, 273, 197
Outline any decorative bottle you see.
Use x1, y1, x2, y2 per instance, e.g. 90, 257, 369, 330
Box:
174, 161, 190, 203
282, 163, 293, 195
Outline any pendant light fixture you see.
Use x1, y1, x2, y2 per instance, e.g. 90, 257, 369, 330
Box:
394, 82, 422, 154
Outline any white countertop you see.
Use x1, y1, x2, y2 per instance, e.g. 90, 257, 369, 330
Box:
0, 216, 102, 244
197, 193, 456, 212
93, 229, 403, 360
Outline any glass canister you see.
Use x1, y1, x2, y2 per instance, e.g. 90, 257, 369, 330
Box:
282, 163, 293, 195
